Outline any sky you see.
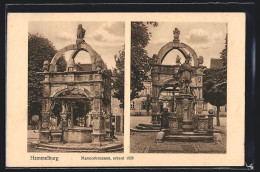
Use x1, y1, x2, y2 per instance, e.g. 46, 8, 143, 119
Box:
145, 22, 227, 68
29, 21, 125, 69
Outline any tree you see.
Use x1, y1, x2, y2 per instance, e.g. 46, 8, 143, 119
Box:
112, 46, 125, 107
219, 34, 227, 85
203, 69, 226, 126
203, 35, 227, 126
131, 22, 158, 100
28, 33, 66, 124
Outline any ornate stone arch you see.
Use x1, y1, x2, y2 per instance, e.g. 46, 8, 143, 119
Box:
161, 78, 180, 87
49, 43, 104, 72
158, 79, 180, 95
157, 42, 199, 66
51, 86, 92, 99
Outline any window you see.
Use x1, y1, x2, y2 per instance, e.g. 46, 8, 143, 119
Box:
141, 101, 146, 110
130, 101, 135, 110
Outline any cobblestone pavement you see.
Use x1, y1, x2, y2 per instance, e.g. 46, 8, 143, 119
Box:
130, 128, 226, 153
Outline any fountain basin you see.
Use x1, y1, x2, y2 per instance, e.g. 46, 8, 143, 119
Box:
63, 127, 93, 143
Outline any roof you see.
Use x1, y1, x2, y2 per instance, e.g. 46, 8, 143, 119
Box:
210, 58, 223, 69
74, 64, 92, 72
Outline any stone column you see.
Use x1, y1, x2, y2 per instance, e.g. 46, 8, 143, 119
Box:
39, 98, 51, 143
60, 100, 70, 128
91, 111, 105, 146
175, 96, 183, 132
91, 82, 106, 146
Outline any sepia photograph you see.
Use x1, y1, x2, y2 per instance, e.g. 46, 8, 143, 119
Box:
27, 21, 125, 153
130, 22, 227, 153
6, 12, 246, 167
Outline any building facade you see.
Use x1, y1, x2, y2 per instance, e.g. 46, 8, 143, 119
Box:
130, 79, 152, 116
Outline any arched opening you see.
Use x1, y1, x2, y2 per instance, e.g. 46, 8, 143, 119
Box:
158, 85, 180, 113
161, 49, 195, 66
72, 100, 92, 127
48, 42, 102, 72
66, 50, 93, 72
74, 50, 92, 64
161, 49, 186, 65
55, 56, 67, 72
157, 42, 199, 66
50, 87, 92, 128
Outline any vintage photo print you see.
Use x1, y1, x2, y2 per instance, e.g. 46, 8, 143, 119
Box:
6, 13, 245, 167
130, 22, 227, 153
27, 21, 125, 153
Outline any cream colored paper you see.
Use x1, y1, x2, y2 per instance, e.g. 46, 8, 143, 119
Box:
6, 13, 245, 167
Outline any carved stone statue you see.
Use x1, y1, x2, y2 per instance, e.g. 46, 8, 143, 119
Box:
198, 56, 204, 65
173, 28, 180, 42
176, 55, 181, 65
179, 55, 193, 95
77, 24, 86, 39
182, 54, 192, 68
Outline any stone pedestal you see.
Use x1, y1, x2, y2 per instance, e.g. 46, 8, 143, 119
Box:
175, 94, 195, 132
168, 116, 178, 134
104, 113, 112, 141
39, 130, 51, 143
91, 112, 106, 146
63, 127, 92, 143
198, 116, 208, 134
207, 109, 214, 135
192, 116, 199, 133
76, 38, 85, 45
50, 129, 62, 142
39, 110, 51, 143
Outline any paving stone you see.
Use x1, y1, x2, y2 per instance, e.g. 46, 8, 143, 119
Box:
130, 130, 226, 153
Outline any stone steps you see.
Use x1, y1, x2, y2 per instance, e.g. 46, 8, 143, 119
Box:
130, 128, 160, 132
165, 135, 213, 141
170, 132, 208, 136
35, 142, 123, 152
36, 146, 124, 153
135, 123, 161, 131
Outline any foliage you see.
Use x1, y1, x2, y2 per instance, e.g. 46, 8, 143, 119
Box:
219, 34, 227, 85
203, 69, 227, 107
203, 34, 227, 126
131, 22, 158, 100
28, 33, 66, 123
112, 46, 125, 107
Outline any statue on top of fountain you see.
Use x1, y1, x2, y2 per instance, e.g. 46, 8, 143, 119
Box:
173, 28, 180, 43
178, 54, 194, 95
76, 24, 86, 44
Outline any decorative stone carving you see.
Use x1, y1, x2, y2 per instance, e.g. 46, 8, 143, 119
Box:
173, 28, 180, 43
198, 56, 204, 65
77, 24, 86, 39
38, 24, 112, 146
176, 55, 181, 65
41, 112, 50, 129
169, 117, 178, 133
95, 91, 99, 96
